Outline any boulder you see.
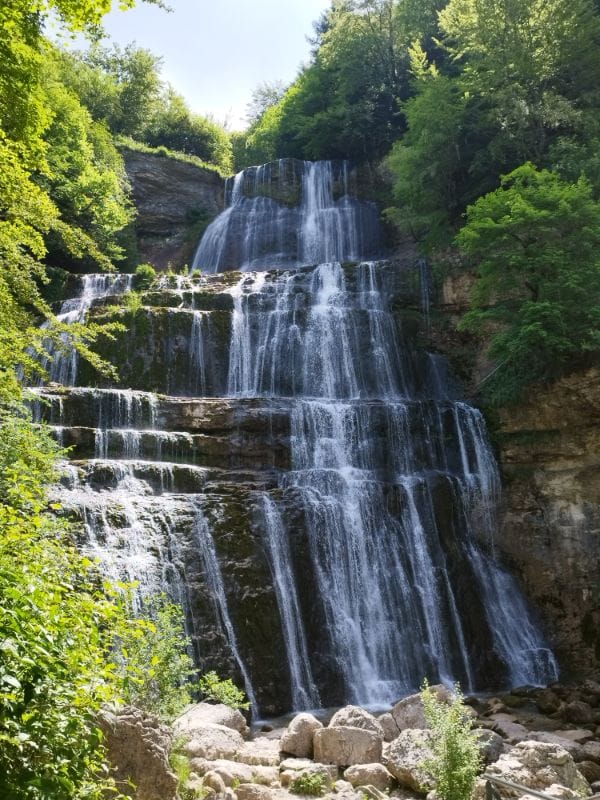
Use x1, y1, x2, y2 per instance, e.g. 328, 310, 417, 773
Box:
235, 784, 274, 800
235, 737, 281, 766
472, 741, 591, 800
280, 713, 323, 758
378, 713, 400, 742
487, 713, 530, 743
473, 728, 505, 764
279, 757, 338, 783
583, 740, 600, 764
383, 729, 433, 794
249, 766, 280, 786
174, 702, 250, 737
343, 763, 394, 790
177, 722, 245, 760
313, 726, 383, 767
330, 706, 384, 738
578, 761, 600, 784
391, 685, 451, 731
358, 787, 388, 800
527, 732, 586, 762
582, 680, 600, 698
520, 786, 584, 800
536, 689, 562, 715
553, 729, 595, 743
189, 758, 254, 785
334, 780, 354, 793
203, 771, 227, 795
98, 706, 177, 800
564, 702, 594, 725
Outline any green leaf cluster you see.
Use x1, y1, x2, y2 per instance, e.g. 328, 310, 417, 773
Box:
289, 772, 328, 797
233, 0, 446, 168
197, 671, 250, 711
421, 681, 483, 800
386, 0, 600, 247
57, 44, 233, 173
457, 164, 600, 404
0, 3, 136, 400
114, 595, 196, 722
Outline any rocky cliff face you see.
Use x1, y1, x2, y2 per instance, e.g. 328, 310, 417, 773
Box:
122, 147, 224, 270
436, 273, 600, 679
496, 369, 600, 677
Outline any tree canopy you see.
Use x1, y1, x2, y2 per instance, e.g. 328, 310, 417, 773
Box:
458, 164, 600, 404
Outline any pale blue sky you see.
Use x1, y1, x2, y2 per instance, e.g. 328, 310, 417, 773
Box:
100, 0, 332, 130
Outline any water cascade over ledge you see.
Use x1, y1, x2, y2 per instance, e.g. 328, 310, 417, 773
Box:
30, 159, 559, 716
192, 159, 381, 273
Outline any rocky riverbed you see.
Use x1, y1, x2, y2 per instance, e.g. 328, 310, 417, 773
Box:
101, 682, 600, 800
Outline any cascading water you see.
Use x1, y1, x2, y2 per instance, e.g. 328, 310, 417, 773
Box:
192, 159, 381, 273
40, 274, 132, 386
29, 158, 558, 716
226, 261, 557, 705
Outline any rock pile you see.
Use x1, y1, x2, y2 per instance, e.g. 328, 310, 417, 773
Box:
105, 682, 600, 800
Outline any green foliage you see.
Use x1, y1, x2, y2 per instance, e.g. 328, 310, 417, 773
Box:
385, 69, 467, 248
0, 407, 124, 800
421, 681, 483, 800
145, 88, 233, 173
235, 0, 446, 167
0, 407, 61, 508
115, 595, 196, 722
198, 671, 250, 711
134, 262, 157, 290
0, 7, 135, 401
457, 164, 600, 404
0, 407, 198, 796
385, 0, 600, 245
59, 44, 233, 173
40, 58, 134, 268
289, 772, 328, 796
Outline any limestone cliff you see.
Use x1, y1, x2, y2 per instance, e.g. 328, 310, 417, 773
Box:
122, 147, 224, 270
496, 369, 600, 677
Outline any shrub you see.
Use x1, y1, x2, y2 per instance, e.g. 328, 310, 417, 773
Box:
115, 594, 197, 722
289, 772, 328, 796
134, 262, 156, 290
421, 680, 483, 800
197, 671, 250, 710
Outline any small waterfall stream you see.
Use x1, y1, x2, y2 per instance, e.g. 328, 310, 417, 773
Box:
29, 159, 559, 715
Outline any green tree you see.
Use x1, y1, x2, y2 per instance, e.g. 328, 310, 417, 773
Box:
39, 62, 134, 267
240, 0, 449, 165
385, 46, 467, 248
439, 0, 600, 179
146, 87, 233, 172
458, 164, 600, 404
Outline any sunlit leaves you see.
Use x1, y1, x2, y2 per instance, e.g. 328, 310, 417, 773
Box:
458, 164, 600, 403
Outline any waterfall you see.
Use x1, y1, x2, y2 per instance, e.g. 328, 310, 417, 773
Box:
192, 159, 381, 273
221, 256, 558, 704
259, 493, 320, 710
40, 274, 132, 386
28, 158, 559, 716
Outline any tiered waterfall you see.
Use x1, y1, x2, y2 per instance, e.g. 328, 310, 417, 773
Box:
31, 158, 558, 716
